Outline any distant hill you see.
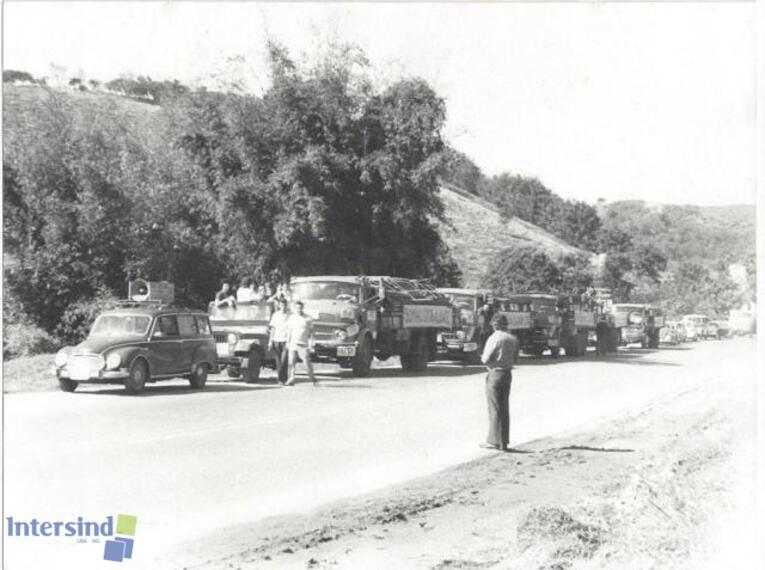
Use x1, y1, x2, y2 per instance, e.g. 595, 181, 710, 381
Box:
437, 183, 589, 288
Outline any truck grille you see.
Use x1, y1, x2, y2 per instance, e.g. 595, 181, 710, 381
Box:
213, 333, 228, 344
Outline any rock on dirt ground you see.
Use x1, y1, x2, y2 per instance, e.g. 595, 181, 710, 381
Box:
183, 339, 758, 570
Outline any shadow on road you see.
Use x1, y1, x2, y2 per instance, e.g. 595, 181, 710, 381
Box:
75, 382, 283, 397
516, 349, 681, 368
557, 445, 635, 453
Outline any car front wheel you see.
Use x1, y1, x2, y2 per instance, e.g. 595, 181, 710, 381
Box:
125, 359, 148, 394
189, 363, 208, 389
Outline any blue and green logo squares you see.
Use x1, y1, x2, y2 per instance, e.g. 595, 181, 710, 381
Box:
103, 514, 137, 562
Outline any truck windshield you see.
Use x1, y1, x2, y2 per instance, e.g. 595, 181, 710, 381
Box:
447, 294, 475, 310
90, 315, 151, 337
292, 282, 360, 302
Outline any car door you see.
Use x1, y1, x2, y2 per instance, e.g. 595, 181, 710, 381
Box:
148, 314, 183, 376
177, 314, 199, 373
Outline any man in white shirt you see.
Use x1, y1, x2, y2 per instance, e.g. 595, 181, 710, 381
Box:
480, 313, 520, 451
285, 300, 316, 385
268, 298, 290, 384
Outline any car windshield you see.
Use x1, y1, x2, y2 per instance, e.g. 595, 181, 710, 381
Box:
90, 315, 151, 337
291, 282, 360, 302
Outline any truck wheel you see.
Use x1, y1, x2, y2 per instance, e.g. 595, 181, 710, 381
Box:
550, 346, 560, 358
58, 378, 78, 392
466, 350, 482, 365
412, 334, 429, 371
577, 333, 588, 356
401, 334, 428, 372
641, 335, 649, 349
352, 335, 373, 377
125, 359, 148, 394
226, 367, 241, 379
189, 363, 208, 389
241, 349, 263, 383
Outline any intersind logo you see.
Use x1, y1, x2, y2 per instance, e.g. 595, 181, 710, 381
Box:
6, 513, 138, 562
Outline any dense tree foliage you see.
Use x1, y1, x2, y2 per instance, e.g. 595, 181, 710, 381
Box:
483, 247, 593, 296
3, 45, 460, 346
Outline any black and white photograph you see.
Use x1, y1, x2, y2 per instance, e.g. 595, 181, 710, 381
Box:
2, 2, 762, 569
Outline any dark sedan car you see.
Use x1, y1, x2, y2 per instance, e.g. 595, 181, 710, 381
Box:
54, 305, 218, 394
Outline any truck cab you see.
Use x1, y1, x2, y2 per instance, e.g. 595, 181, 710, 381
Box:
611, 304, 663, 348
291, 275, 455, 375
497, 294, 562, 357
435, 288, 492, 363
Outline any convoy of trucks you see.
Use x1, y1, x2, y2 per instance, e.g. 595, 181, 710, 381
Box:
205, 276, 746, 380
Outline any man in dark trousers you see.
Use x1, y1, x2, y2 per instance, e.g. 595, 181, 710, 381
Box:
480, 313, 520, 451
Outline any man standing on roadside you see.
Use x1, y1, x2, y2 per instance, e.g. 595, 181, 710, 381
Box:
268, 298, 291, 385
286, 300, 316, 386
480, 313, 520, 451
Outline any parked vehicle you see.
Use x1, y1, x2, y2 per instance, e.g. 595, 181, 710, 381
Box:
660, 320, 683, 345
54, 281, 217, 394
728, 309, 756, 336
682, 314, 714, 339
610, 304, 664, 348
291, 276, 456, 375
496, 294, 561, 357
209, 301, 277, 382
710, 320, 731, 339
435, 288, 493, 363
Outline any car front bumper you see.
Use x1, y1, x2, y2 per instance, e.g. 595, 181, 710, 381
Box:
56, 368, 130, 383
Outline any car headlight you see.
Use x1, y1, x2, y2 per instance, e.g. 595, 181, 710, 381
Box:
54, 348, 71, 368
456, 330, 466, 340
105, 353, 122, 370
334, 329, 348, 341
227, 333, 238, 345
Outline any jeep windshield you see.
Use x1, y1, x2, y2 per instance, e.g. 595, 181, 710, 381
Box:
209, 303, 270, 321
292, 282, 360, 303
89, 314, 151, 337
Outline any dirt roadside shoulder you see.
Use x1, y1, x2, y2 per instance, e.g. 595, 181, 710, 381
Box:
175, 365, 757, 570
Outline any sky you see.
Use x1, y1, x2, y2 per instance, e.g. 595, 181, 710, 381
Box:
3, 1, 758, 206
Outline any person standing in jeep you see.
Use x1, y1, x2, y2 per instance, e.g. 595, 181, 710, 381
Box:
268, 298, 290, 385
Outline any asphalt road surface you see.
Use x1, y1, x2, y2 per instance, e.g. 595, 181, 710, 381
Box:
4, 338, 756, 569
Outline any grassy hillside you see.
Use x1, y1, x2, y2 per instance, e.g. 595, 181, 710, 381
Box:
437, 183, 588, 288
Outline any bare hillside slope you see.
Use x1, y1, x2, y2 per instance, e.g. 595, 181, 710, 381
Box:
437, 183, 589, 287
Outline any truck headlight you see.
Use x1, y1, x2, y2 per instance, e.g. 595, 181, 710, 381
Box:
456, 330, 466, 340
227, 333, 238, 345
105, 353, 122, 370
54, 348, 71, 368
334, 329, 348, 341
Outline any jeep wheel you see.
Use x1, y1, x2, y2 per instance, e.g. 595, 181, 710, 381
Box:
125, 359, 148, 394
189, 363, 208, 389
58, 378, 78, 392
352, 335, 373, 377
241, 350, 263, 383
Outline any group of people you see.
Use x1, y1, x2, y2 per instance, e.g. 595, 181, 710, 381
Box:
213, 280, 292, 311
267, 297, 316, 386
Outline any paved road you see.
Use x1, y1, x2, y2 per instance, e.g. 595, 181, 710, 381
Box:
3, 338, 756, 569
